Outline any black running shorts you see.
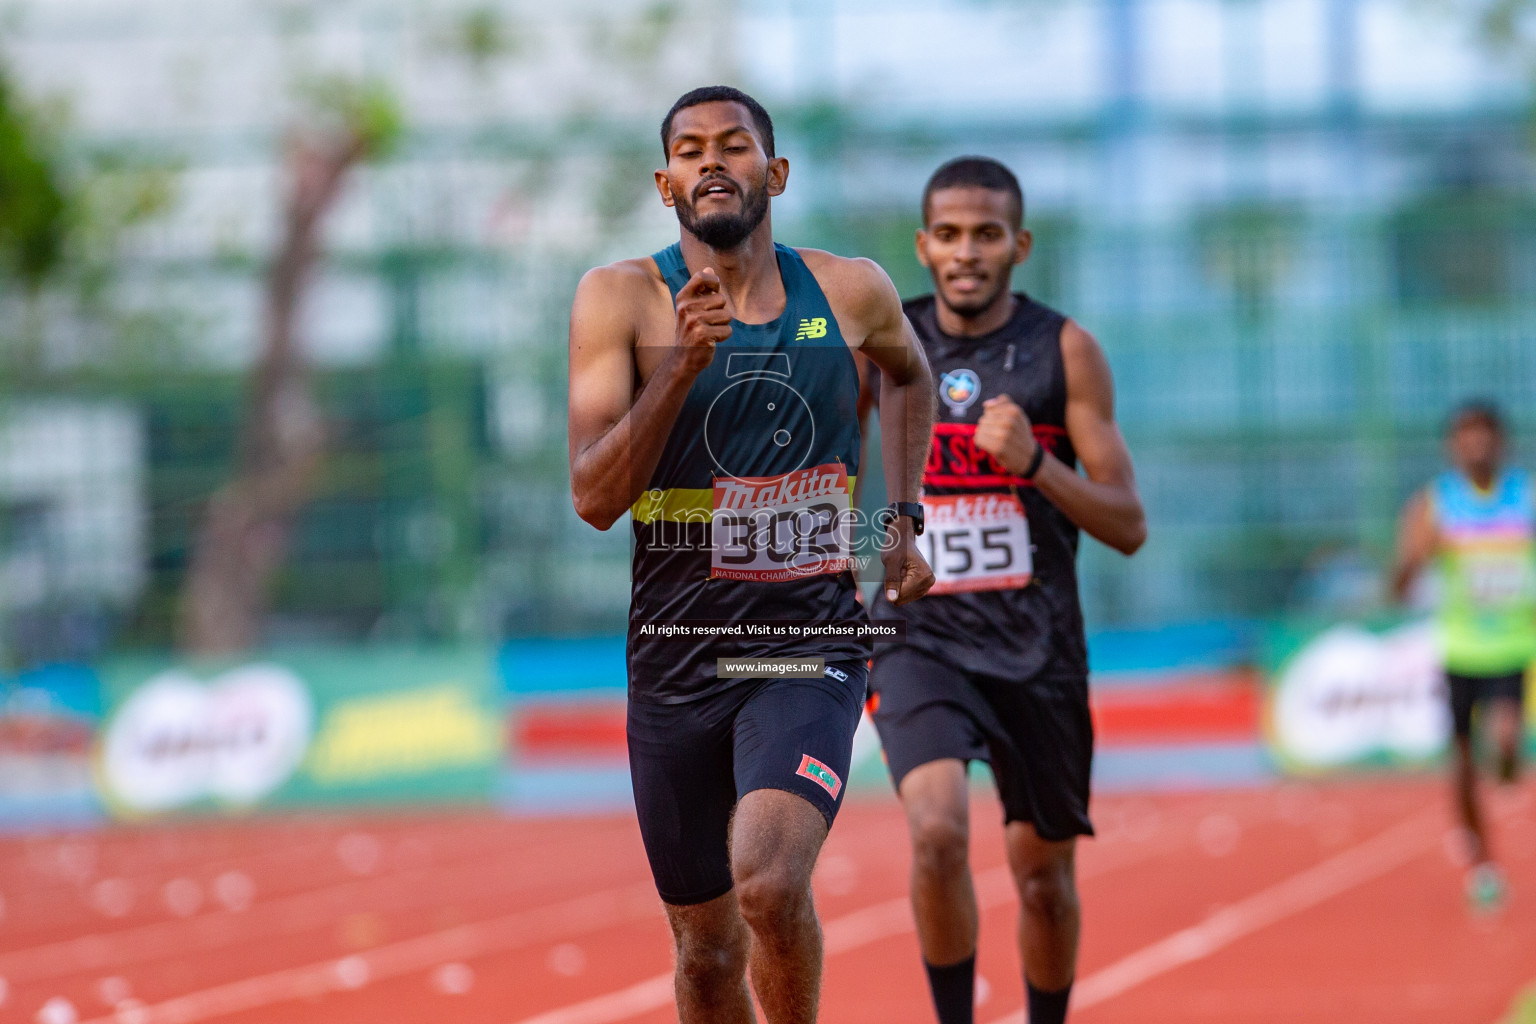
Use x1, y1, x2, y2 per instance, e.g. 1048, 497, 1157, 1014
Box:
626, 660, 866, 906
869, 644, 1094, 842
1446, 670, 1526, 739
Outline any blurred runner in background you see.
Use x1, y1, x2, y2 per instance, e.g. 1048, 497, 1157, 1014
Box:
862, 157, 1145, 1024
1392, 400, 1534, 912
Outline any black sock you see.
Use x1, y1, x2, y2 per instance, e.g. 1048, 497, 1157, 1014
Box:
1026, 980, 1072, 1024
1498, 747, 1520, 784
923, 954, 975, 1024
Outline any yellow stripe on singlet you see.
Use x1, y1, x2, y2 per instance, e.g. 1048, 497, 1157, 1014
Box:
630, 487, 712, 524
630, 477, 857, 525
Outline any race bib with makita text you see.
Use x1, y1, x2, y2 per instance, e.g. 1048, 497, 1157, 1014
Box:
711, 463, 853, 581
919, 492, 1032, 595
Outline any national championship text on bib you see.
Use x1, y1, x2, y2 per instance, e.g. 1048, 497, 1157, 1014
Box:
919, 493, 1032, 595
711, 463, 854, 582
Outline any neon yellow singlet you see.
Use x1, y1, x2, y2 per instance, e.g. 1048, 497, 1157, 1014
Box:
1431, 468, 1536, 675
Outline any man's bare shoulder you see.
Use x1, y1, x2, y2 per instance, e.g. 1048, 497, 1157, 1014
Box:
1060, 318, 1108, 361
571, 257, 672, 349
795, 248, 888, 295
795, 248, 899, 339
577, 255, 667, 299
1059, 318, 1117, 406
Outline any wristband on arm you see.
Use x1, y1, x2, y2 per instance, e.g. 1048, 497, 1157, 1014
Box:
1020, 440, 1046, 481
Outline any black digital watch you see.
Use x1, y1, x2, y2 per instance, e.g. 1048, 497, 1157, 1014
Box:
879, 501, 925, 536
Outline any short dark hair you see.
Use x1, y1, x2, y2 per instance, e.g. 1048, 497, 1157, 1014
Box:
660, 86, 775, 159
1448, 398, 1506, 436
922, 156, 1024, 229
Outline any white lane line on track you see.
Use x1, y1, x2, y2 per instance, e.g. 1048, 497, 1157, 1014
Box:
514, 976, 677, 1024
824, 865, 1013, 955
0, 830, 628, 984
71, 884, 661, 1024
980, 809, 1443, 1024
8, 820, 571, 939
506, 866, 1015, 1024
506, 834, 1185, 1024
506, 809, 1441, 1024
59, 809, 1181, 1024
4, 822, 546, 951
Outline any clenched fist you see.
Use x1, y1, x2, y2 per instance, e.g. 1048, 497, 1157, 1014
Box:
672, 267, 734, 374
882, 526, 935, 606
973, 394, 1040, 476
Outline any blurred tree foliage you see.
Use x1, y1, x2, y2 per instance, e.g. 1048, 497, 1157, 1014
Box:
296, 75, 405, 162
0, 67, 66, 289
454, 6, 521, 68
1469, 0, 1536, 113
1477, 0, 1536, 54
0, 58, 180, 374
587, 1, 681, 67
1396, 2, 1536, 307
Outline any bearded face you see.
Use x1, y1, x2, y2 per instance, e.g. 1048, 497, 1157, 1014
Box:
673, 170, 771, 251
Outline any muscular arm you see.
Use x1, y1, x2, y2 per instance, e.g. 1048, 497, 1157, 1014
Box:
1040, 321, 1146, 554
855, 350, 881, 429
808, 252, 935, 603
1389, 490, 1436, 602
857, 285, 935, 509
975, 320, 1146, 555
849, 352, 880, 510
567, 264, 726, 530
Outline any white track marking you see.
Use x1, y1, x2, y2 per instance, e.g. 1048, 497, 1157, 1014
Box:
0, 830, 622, 984
980, 810, 1442, 1023
36, 995, 79, 1024
432, 962, 475, 995
6, 820, 544, 932
501, 867, 1009, 1024
71, 885, 659, 1024
824, 865, 1012, 955
504, 834, 1183, 1024
513, 976, 676, 1024
61, 841, 1158, 1024
49, 800, 1184, 1024
4, 832, 345, 909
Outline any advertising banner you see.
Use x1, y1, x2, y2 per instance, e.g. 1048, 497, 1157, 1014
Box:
96, 647, 503, 817
0, 665, 104, 826
1264, 617, 1536, 773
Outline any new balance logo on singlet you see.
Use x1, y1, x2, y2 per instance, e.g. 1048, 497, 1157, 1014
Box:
794, 317, 828, 340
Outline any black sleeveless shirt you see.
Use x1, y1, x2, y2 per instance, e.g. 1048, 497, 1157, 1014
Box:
871, 293, 1088, 683
626, 243, 867, 703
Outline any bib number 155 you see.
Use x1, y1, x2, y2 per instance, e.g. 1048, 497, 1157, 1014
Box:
918, 493, 1032, 595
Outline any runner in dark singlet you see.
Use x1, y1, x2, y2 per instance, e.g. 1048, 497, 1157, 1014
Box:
567, 87, 935, 1024
863, 158, 1146, 1024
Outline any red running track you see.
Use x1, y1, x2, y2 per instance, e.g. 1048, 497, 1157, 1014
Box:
0, 776, 1531, 1024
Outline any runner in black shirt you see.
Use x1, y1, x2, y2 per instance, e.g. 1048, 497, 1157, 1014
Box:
863, 158, 1145, 1024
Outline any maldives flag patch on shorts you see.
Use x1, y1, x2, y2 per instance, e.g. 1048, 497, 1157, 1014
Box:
796, 754, 843, 799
